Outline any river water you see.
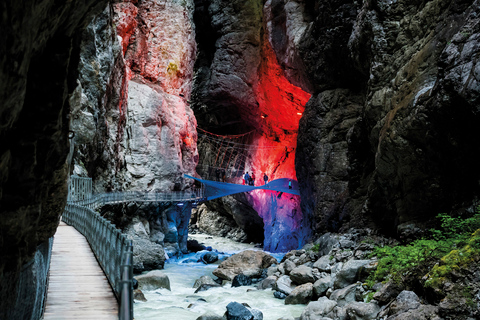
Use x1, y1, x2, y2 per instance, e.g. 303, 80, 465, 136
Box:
134, 233, 306, 320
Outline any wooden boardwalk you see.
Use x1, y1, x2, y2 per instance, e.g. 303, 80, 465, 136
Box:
44, 221, 118, 319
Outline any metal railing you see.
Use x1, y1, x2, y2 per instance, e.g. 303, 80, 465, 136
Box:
62, 176, 205, 320
62, 204, 134, 320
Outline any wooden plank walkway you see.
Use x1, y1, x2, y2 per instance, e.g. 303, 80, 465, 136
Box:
44, 221, 118, 319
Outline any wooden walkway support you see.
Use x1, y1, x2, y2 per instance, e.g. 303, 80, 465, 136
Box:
43, 222, 118, 320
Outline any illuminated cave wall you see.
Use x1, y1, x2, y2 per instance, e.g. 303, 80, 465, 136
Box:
193, 0, 312, 251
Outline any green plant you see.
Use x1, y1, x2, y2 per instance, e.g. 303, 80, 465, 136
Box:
311, 244, 320, 252
365, 291, 375, 303
367, 208, 480, 288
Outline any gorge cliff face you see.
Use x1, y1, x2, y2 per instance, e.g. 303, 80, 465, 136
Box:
71, 0, 198, 193
295, 0, 480, 236
0, 0, 109, 318
192, 0, 313, 251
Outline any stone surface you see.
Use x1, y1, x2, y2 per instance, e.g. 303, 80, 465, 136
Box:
313, 276, 332, 297
0, 0, 109, 317
135, 270, 171, 291
387, 291, 421, 315
345, 302, 380, 320
232, 274, 253, 287
202, 252, 219, 264
296, 0, 480, 237
285, 282, 314, 305
333, 260, 371, 289
192, 0, 312, 252
195, 283, 222, 293
133, 289, 147, 302
300, 297, 337, 320
213, 250, 277, 281
257, 275, 277, 290
193, 276, 218, 289
330, 284, 360, 307
196, 312, 224, 320
274, 275, 297, 296
373, 281, 403, 305
225, 301, 263, 320
290, 265, 316, 285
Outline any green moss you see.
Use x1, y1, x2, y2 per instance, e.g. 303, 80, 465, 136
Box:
367, 208, 480, 292
425, 229, 480, 289
311, 244, 320, 252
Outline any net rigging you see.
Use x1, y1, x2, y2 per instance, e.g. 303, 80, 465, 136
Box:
195, 127, 296, 182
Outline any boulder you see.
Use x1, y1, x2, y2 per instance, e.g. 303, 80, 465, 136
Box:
257, 275, 277, 290
213, 250, 277, 281
131, 237, 167, 273
225, 301, 263, 320
372, 281, 403, 305
274, 275, 296, 295
313, 256, 333, 272
202, 252, 219, 264
300, 297, 337, 320
290, 265, 315, 285
330, 283, 359, 307
387, 291, 421, 315
285, 283, 314, 305
133, 289, 147, 302
232, 274, 252, 287
194, 283, 221, 293
196, 312, 223, 320
313, 275, 332, 297
345, 302, 380, 320
333, 260, 371, 289
188, 239, 206, 252
135, 270, 170, 291
384, 304, 440, 320
193, 276, 218, 289
284, 259, 296, 275
274, 291, 287, 299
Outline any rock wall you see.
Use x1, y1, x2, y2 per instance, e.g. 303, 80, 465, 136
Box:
71, 0, 198, 193
0, 0, 109, 317
296, 0, 480, 236
69, 0, 199, 264
192, 0, 313, 251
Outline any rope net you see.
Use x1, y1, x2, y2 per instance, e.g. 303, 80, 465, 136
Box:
196, 127, 296, 183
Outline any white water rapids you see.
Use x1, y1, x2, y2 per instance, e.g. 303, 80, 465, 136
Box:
134, 234, 306, 320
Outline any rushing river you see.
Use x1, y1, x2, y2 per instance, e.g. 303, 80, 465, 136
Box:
134, 234, 306, 320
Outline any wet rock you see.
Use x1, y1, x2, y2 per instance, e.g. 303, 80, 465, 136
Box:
372, 281, 403, 305
285, 283, 314, 305
274, 291, 287, 299
135, 270, 171, 291
196, 311, 223, 320
290, 265, 315, 285
387, 291, 421, 315
232, 274, 253, 287
194, 284, 221, 293
330, 284, 360, 307
193, 276, 218, 289
202, 252, 219, 264
225, 301, 263, 320
313, 275, 332, 297
213, 250, 277, 281
274, 275, 297, 296
257, 275, 277, 290
284, 260, 296, 275
313, 256, 333, 272
300, 297, 337, 320
385, 304, 440, 320
188, 239, 206, 252
126, 218, 167, 273
333, 260, 372, 289
345, 302, 380, 320
133, 289, 147, 302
